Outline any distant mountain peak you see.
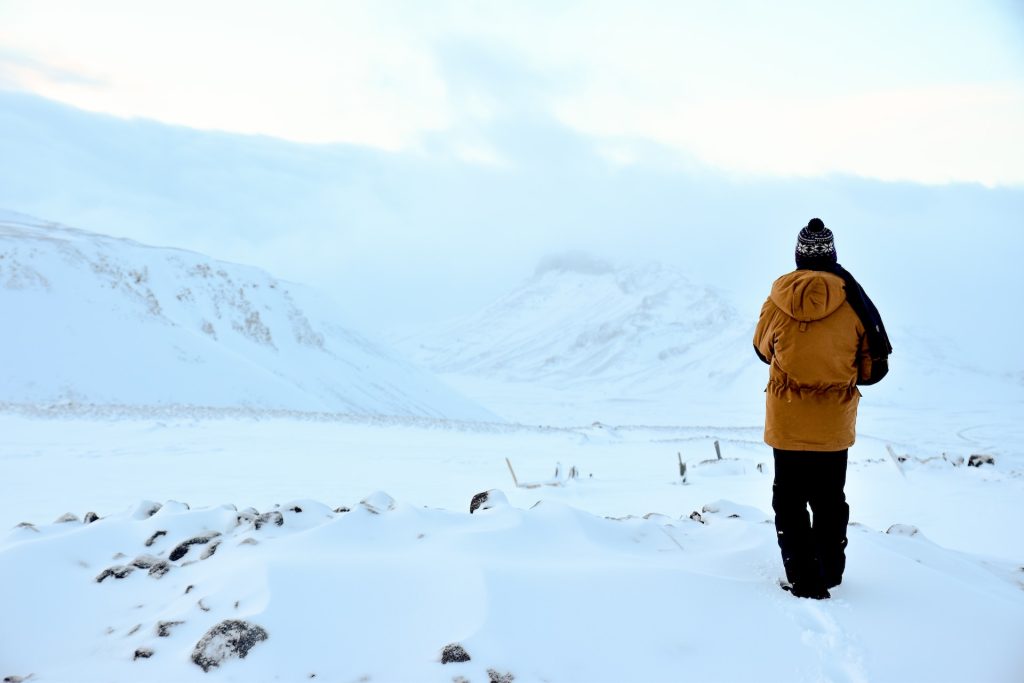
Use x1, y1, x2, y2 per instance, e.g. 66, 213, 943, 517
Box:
533, 251, 615, 277
396, 260, 749, 390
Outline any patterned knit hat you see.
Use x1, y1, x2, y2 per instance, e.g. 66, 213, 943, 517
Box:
795, 218, 837, 269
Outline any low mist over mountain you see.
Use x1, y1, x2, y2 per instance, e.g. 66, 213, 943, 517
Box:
0, 210, 492, 420
397, 254, 753, 392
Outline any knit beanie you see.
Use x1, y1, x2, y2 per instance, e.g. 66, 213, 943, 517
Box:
795, 218, 837, 270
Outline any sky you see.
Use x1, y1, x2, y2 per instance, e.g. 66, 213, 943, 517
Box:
1, 0, 1023, 185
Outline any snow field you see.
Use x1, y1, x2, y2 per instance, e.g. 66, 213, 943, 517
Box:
1, 415, 1022, 682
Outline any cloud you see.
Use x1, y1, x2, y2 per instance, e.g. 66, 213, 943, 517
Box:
555, 83, 1024, 186
1, 1, 1022, 185
0, 46, 106, 88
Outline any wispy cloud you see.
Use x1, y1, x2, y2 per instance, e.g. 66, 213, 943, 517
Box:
0, 46, 106, 88
556, 83, 1024, 186
0, 1, 1022, 184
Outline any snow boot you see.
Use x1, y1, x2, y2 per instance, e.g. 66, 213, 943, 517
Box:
781, 579, 831, 600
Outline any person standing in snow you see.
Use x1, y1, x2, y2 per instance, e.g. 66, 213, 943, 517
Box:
753, 219, 891, 599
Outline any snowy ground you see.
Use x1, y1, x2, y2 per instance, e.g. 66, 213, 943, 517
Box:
2, 405, 1022, 682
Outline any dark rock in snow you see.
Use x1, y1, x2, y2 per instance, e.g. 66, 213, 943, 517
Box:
84, 512, 99, 524
55, 512, 80, 523
148, 561, 171, 578
968, 454, 995, 467
886, 524, 920, 537
359, 491, 395, 514
134, 501, 163, 518
4, 675, 33, 682
126, 624, 142, 636
238, 538, 259, 546
133, 647, 154, 660
14, 522, 38, 533
130, 554, 161, 569
254, 512, 284, 530
689, 511, 705, 524
145, 530, 167, 547
441, 643, 471, 664
288, 505, 303, 513
488, 669, 515, 683
470, 492, 488, 514
96, 565, 135, 582
470, 489, 508, 514
169, 532, 222, 561
334, 506, 350, 514
200, 541, 221, 560
191, 619, 269, 672
157, 620, 185, 637
236, 508, 258, 526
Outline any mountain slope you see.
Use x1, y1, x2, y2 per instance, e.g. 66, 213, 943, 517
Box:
397, 254, 757, 393
0, 210, 494, 420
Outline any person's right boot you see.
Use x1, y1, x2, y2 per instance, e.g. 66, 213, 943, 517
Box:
788, 579, 831, 600
780, 553, 831, 599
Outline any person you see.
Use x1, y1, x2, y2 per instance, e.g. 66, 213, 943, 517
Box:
753, 218, 891, 599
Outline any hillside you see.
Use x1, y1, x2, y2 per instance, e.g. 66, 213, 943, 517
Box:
396, 255, 758, 392
0, 210, 493, 420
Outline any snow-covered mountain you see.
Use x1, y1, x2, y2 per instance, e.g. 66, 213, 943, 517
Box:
396, 254, 758, 394
0, 210, 493, 420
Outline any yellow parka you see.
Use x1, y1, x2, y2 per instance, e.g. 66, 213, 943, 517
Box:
754, 270, 872, 451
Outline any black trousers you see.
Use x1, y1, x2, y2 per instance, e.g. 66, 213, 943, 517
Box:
772, 448, 850, 588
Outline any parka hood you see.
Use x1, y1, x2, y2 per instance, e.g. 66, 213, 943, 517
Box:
770, 270, 847, 322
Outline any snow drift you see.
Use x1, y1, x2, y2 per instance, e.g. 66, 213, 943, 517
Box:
2, 492, 1021, 682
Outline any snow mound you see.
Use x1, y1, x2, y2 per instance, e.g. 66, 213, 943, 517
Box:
2, 494, 1022, 682
0, 210, 493, 420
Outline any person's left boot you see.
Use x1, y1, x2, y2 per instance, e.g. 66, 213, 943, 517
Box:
784, 579, 830, 600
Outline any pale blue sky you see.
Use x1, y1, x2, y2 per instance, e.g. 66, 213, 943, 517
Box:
1, 0, 1022, 185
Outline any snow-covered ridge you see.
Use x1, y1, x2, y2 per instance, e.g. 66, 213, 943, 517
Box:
2, 492, 1022, 682
0, 210, 493, 420
397, 258, 750, 391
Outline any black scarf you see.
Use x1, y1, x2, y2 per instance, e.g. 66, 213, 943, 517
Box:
830, 263, 892, 385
